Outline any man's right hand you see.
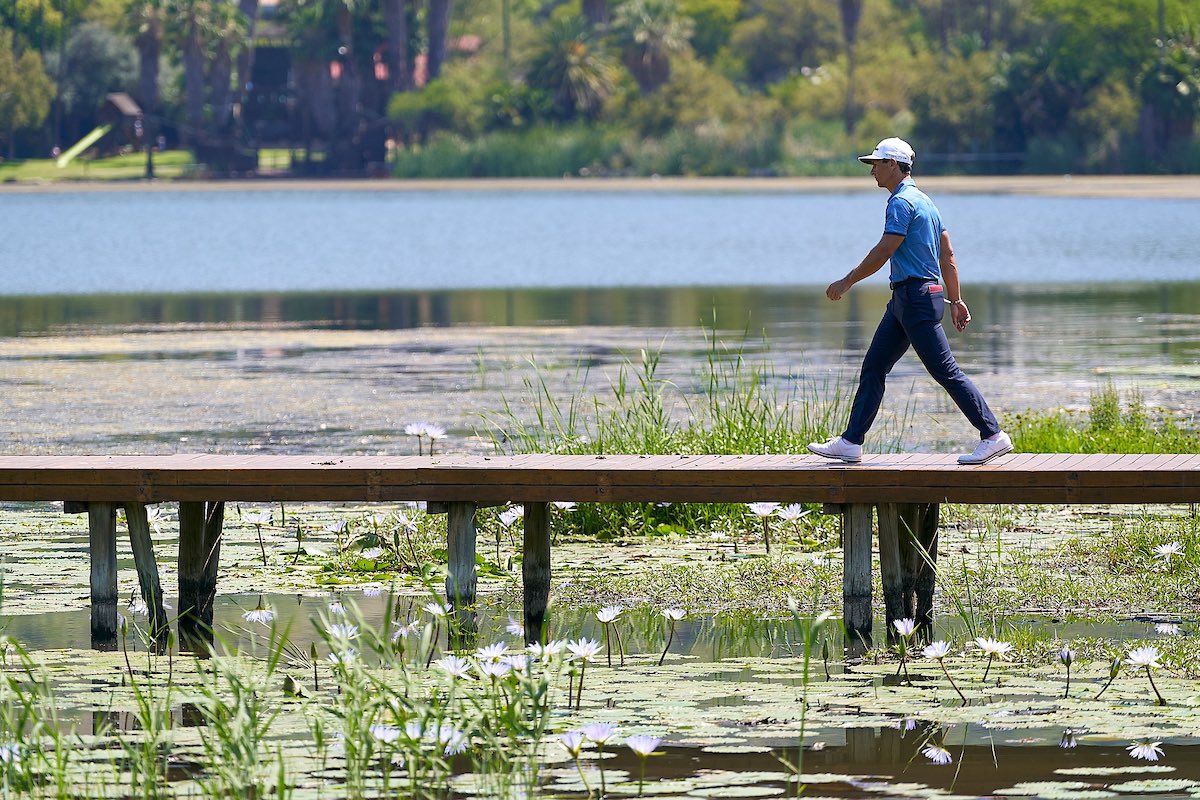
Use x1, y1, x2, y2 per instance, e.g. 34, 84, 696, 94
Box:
826, 279, 851, 301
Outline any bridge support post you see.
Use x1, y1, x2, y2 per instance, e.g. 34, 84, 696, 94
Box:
88, 502, 118, 651
123, 502, 169, 650
445, 502, 479, 647
906, 502, 939, 641
841, 503, 873, 658
523, 502, 551, 645
178, 500, 225, 654
876, 503, 906, 644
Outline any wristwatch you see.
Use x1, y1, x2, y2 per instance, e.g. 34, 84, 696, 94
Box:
949, 298, 966, 306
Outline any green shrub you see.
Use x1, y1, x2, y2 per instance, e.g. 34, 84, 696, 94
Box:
1009, 385, 1200, 454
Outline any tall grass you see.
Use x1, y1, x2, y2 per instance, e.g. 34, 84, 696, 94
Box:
1009, 385, 1200, 454
485, 331, 906, 535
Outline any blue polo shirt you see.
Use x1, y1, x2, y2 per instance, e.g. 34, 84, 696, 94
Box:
883, 178, 944, 284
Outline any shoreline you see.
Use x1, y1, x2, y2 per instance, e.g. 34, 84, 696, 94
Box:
3, 174, 1200, 199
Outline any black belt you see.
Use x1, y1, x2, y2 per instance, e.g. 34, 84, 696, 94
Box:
889, 276, 936, 290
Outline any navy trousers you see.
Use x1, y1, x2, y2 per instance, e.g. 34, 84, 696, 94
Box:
842, 280, 1000, 445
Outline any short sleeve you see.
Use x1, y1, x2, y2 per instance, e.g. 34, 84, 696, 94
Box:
884, 196, 913, 236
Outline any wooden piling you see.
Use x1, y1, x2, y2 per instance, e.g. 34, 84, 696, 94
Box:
911, 503, 940, 639
123, 502, 168, 646
522, 501, 551, 645
178, 500, 224, 651
445, 502, 477, 610
88, 502, 118, 650
875, 503, 906, 644
841, 503, 873, 657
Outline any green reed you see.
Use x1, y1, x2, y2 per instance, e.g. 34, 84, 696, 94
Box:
1010, 384, 1200, 454
486, 331, 908, 536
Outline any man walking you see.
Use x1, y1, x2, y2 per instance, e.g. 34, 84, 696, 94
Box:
807, 137, 1012, 465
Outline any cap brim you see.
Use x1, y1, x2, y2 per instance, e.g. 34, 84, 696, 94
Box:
858, 155, 881, 164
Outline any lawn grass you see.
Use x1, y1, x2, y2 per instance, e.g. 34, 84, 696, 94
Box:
0, 150, 195, 182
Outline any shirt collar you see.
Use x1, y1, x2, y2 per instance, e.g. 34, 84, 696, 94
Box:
890, 176, 913, 197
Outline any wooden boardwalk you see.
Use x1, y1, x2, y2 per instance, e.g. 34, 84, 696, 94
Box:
1, 453, 1195, 653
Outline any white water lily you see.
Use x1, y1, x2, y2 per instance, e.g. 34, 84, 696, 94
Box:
498, 506, 524, 527
423, 602, 452, 618
625, 734, 662, 756
596, 606, 623, 624
1155, 623, 1182, 636
0, 743, 20, 765
581, 722, 617, 744
476, 660, 513, 680
369, 725, 402, 744
893, 618, 917, 638
328, 601, 346, 616
506, 617, 525, 637
922, 641, 952, 659
746, 502, 779, 517
1127, 740, 1164, 761
973, 637, 1013, 658
1126, 646, 1162, 668
128, 597, 150, 617
244, 509, 272, 525
326, 623, 359, 641
922, 744, 952, 765
553, 501, 577, 511
327, 649, 357, 666
559, 731, 585, 757
1153, 541, 1184, 561
503, 653, 530, 671
567, 638, 603, 662
776, 503, 809, 521
1058, 646, 1075, 666
439, 724, 467, 755
433, 655, 472, 679
324, 519, 347, 534
242, 607, 275, 625
528, 640, 566, 662
477, 642, 509, 662
361, 586, 382, 598
360, 547, 383, 560
661, 608, 686, 621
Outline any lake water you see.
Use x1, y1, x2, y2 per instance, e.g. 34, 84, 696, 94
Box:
1, 187, 1198, 456
3, 188, 1197, 294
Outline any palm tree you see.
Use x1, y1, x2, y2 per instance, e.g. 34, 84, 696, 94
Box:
168, 0, 214, 143
382, 0, 410, 93
838, 0, 863, 133
127, 0, 165, 174
611, 0, 693, 93
209, 3, 248, 131
528, 16, 619, 119
427, 0, 453, 81
234, 0, 260, 124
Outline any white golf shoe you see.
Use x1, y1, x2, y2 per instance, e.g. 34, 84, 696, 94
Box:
957, 431, 1013, 465
807, 436, 863, 463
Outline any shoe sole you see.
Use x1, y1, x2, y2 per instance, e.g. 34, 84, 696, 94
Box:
807, 444, 862, 463
957, 444, 1013, 466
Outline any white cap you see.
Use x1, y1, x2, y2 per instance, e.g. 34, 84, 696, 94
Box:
858, 137, 915, 165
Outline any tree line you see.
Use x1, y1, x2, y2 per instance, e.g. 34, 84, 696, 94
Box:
1, 0, 1197, 174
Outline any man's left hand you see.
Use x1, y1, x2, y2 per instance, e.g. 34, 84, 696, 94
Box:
951, 301, 971, 332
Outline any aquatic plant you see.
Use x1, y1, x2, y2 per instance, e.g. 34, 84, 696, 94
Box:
1126, 645, 1167, 705
582, 722, 617, 796
973, 636, 1013, 683
1059, 645, 1075, 698
625, 734, 663, 796
244, 508, 272, 567
746, 502, 779, 553
1094, 657, 1123, 700
566, 638, 602, 708
1127, 740, 1165, 761
596, 605, 626, 667
922, 640, 967, 702
893, 618, 917, 682
658, 608, 686, 666
559, 731, 590, 794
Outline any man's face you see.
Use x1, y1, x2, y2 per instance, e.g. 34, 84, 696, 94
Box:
868, 158, 902, 187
